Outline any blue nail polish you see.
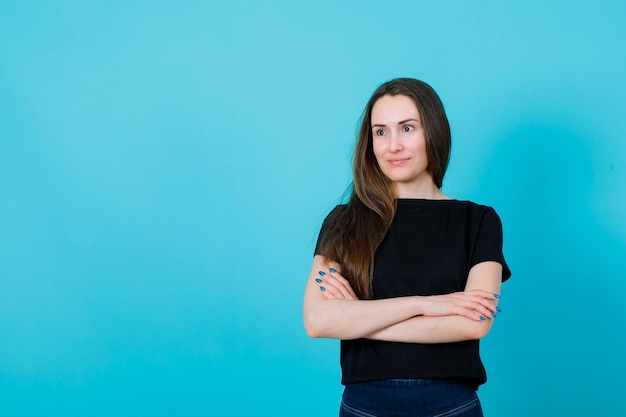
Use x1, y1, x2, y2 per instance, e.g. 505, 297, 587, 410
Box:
315, 278, 323, 283
490, 312, 497, 318
320, 286, 326, 292
496, 306, 502, 313
494, 293, 500, 299
318, 271, 326, 276
329, 268, 337, 273
479, 316, 486, 321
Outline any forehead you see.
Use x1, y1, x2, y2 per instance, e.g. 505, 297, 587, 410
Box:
371, 94, 420, 123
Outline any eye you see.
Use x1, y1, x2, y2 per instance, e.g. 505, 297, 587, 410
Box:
375, 129, 387, 136
403, 125, 414, 132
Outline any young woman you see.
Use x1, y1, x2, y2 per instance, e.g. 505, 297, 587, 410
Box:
303, 78, 511, 417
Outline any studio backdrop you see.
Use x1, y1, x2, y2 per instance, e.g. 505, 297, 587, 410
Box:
1, 1, 625, 416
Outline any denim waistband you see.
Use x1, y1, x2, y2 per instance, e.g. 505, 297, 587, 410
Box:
340, 379, 482, 417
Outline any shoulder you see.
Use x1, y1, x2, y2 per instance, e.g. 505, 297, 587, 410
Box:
456, 201, 506, 244
323, 204, 347, 221
317, 204, 347, 235
443, 201, 505, 233
454, 200, 500, 218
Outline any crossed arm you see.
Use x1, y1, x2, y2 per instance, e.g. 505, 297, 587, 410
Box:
302, 255, 502, 343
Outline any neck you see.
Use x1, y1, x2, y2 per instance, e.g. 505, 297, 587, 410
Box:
393, 179, 450, 200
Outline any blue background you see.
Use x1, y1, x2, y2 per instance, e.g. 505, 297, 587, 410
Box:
1, 1, 625, 415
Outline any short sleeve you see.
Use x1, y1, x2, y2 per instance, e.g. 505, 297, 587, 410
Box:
313, 205, 342, 256
471, 207, 512, 282
313, 224, 325, 256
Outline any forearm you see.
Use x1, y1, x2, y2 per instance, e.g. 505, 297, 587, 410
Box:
365, 262, 503, 344
304, 256, 425, 339
366, 314, 494, 344
304, 290, 495, 340
303, 257, 501, 341
304, 296, 421, 340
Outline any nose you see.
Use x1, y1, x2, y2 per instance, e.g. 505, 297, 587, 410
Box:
388, 132, 402, 152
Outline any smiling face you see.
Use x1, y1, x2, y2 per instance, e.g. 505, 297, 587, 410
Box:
371, 94, 439, 198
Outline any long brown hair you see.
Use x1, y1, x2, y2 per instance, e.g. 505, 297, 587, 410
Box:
317, 78, 452, 299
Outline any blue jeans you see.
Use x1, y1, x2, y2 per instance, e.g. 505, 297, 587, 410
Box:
339, 379, 483, 417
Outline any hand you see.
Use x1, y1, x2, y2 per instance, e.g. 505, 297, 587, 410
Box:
313, 263, 359, 301
419, 290, 499, 322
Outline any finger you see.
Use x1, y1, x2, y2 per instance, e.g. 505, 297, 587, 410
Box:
438, 294, 497, 320
450, 292, 499, 316
328, 270, 358, 300
313, 276, 341, 299
312, 271, 336, 299
328, 261, 342, 274
453, 305, 493, 322
457, 299, 497, 319
320, 274, 355, 300
320, 280, 350, 299
316, 265, 357, 300
313, 269, 349, 300
471, 297, 499, 317
320, 285, 336, 299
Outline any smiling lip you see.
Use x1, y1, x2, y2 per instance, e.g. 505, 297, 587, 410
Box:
388, 158, 409, 165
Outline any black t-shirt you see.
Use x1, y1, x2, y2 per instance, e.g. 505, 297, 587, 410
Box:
315, 199, 511, 388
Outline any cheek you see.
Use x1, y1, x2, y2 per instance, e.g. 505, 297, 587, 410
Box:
372, 140, 385, 157
411, 134, 427, 154
372, 142, 386, 165
418, 140, 427, 154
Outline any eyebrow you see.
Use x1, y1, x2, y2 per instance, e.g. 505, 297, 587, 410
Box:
371, 118, 420, 128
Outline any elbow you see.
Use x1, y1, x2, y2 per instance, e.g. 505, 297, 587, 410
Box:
467, 321, 494, 340
305, 327, 322, 339
303, 300, 350, 339
304, 322, 322, 339
303, 311, 325, 338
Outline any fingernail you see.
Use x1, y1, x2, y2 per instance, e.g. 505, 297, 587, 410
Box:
494, 293, 500, 298
479, 316, 486, 321
315, 278, 323, 283
320, 286, 326, 292
329, 268, 337, 273
490, 312, 497, 318
318, 271, 326, 276
496, 307, 502, 313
